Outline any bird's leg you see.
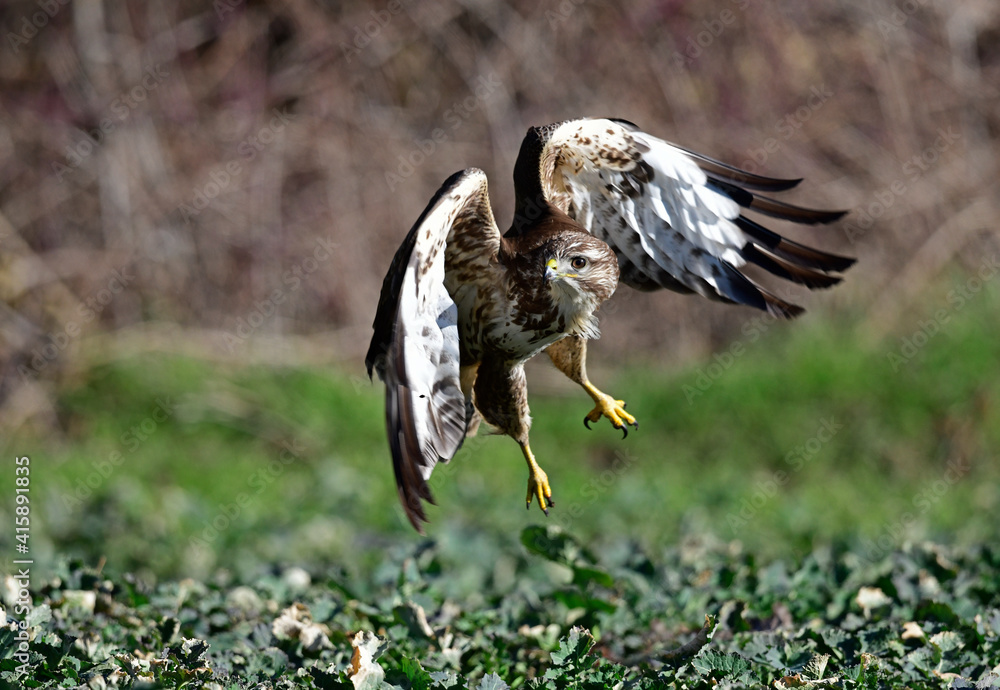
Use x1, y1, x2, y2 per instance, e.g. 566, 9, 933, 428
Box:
520, 441, 554, 513
580, 381, 637, 435
473, 358, 554, 514
545, 336, 638, 437
460, 363, 482, 437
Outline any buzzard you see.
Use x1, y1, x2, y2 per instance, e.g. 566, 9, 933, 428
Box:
366, 118, 853, 532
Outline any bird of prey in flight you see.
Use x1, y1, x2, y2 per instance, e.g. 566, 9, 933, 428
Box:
366, 117, 853, 532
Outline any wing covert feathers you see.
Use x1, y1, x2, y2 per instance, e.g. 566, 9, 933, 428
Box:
367, 168, 498, 532
526, 118, 853, 317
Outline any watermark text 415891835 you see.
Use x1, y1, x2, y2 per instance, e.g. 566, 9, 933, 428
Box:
12, 455, 34, 678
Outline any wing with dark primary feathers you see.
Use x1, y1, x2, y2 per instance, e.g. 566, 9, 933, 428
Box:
510, 118, 854, 317
366, 168, 499, 532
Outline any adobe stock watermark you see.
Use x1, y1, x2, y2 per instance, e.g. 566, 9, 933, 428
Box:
214, 0, 245, 20
6, 0, 70, 54
187, 438, 305, 551
340, 0, 411, 63
886, 254, 1000, 372
682, 311, 780, 404
669, 0, 752, 67
178, 107, 294, 222
222, 236, 336, 352
60, 397, 177, 509
17, 265, 136, 380
859, 455, 972, 563
545, 0, 589, 28
737, 84, 835, 174
383, 73, 503, 191
549, 449, 638, 531
844, 126, 961, 245
52, 65, 170, 182
874, 0, 931, 39
726, 417, 843, 533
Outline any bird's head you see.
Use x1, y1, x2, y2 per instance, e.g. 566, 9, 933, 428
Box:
543, 235, 619, 311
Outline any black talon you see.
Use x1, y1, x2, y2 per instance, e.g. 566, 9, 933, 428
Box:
620, 425, 628, 440
547, 497, 555, 507
584, 417, 593, 430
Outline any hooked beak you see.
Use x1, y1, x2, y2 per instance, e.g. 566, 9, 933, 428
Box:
544, 258, 559, 282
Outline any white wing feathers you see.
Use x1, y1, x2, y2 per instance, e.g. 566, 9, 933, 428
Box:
636, 137, 743, 262
390, 256, 464, 471
370, 169, 495, 531
543, 119, 745, 294
539, 118, 851, 316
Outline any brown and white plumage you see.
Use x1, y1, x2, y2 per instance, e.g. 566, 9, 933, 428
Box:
366, 170, 496, 527
509, 118, 854, 316
367, 117, 854, 532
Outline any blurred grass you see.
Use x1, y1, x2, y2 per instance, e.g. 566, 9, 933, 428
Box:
4, 271, 998, 583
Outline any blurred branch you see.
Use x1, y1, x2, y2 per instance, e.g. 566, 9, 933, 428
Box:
863, 197, 999, 342
71, 322, 370, 371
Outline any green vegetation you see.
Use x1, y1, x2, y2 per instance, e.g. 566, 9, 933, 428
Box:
3, 277, 1000, 687
3, 530, 999, 687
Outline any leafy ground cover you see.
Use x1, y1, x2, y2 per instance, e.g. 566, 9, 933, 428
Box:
4, 527, 999, 688
3, 278, 1000, 687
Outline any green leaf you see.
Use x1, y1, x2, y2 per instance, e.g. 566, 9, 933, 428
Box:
550, 627, 595, 668
571, 566, 615, 590
476, 672, 509, 690
804, 653, 831, 680
915, 600, 961, 626
551, 589, 616, 615
397, 656, 432, 690
309, 664, 355, 690
429, 671, 460, 688
0, 628, 16, 660
691, 650, 754, 682
26, 605, 52, 629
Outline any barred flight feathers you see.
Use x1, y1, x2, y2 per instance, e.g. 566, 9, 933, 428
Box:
526, 117, 854, 317
367, 169, 498, 531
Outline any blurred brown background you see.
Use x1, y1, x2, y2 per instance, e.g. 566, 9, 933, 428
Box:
2, 0, 998, 433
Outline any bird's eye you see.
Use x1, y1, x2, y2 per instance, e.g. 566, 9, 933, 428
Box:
570, 257, 588, 270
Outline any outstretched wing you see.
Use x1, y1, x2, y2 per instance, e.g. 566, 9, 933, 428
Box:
366, 168, 499, 532
512, 118, 854, 317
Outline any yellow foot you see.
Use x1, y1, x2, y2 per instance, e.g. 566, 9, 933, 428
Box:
520, 443, 554, 514
583, 382, 638, 438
